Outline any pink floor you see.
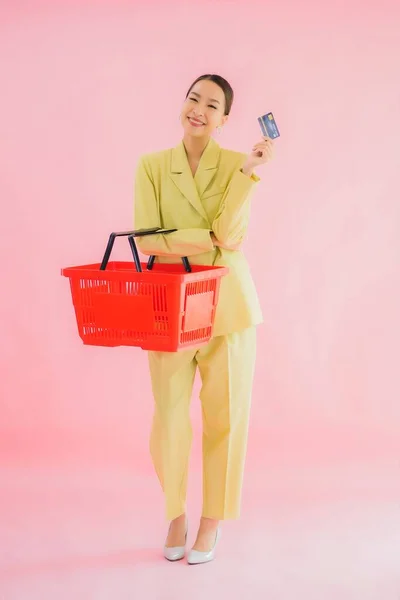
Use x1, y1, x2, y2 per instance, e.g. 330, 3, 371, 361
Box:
1, 424, 399, 600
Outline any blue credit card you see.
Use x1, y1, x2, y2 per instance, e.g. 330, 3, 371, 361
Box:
258, 112, 280, 139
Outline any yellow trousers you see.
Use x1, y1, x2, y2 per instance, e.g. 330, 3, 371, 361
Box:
148, 327, 256, 521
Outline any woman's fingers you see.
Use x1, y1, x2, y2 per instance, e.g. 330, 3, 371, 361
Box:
252, 139, 273, 151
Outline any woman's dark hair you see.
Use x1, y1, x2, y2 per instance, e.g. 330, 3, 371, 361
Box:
185, 74, 234, 116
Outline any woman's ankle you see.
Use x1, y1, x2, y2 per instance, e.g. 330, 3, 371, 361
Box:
171, 512, 186, 523
199, 516, 219, 530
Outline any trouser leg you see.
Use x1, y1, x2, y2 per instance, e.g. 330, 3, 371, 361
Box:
196, 327, 257, 519
148, 347, 197, 521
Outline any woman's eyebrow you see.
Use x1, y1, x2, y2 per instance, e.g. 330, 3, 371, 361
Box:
189, 91, 220, 104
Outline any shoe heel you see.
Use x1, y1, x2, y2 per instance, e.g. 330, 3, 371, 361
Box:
163, 522, 188, 562
187, 527, 221, 565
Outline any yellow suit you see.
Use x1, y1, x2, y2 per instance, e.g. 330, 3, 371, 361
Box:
134, 137, 263, 520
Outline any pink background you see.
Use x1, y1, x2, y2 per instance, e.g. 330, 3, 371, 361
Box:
1, 1, 399, 598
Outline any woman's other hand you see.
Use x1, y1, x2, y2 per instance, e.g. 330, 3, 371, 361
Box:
211, 233, 242, 251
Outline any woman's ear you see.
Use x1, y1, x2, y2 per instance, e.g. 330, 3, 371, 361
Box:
221, 114, 229, 127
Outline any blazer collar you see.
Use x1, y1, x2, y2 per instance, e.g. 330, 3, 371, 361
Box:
169, 137, 221, 222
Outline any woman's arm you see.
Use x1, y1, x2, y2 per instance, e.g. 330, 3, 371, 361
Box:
134, 156, 215, 257
211, 164, 260, 247
212, 136, 274, 247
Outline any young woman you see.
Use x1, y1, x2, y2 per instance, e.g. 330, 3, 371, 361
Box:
134, 74, 274, 564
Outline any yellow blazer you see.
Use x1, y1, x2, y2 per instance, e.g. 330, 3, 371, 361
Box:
133, 136, 263, 337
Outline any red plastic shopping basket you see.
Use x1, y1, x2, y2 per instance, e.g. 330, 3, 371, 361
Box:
61, 228, 228, 352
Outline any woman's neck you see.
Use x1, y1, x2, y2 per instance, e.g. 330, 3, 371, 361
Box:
182, 135, 211, 163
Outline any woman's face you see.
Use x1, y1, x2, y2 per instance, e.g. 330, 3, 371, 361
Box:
181, 79, 228, 139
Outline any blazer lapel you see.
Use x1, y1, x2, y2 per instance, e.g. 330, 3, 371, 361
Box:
169, 138, 220, 223
195, 137, 220, 198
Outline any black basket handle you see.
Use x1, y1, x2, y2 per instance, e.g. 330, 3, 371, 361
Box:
99, 228, 191, 273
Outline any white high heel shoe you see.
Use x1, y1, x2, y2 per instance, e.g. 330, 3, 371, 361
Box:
187, 527, 221, 565
163, 520, 188, 562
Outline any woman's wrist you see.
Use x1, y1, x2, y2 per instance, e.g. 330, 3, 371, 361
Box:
241, 166, 254, 178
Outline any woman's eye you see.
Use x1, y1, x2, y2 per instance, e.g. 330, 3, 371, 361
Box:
189, 97, 217, 110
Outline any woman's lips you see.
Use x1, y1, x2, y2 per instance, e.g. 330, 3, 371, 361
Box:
188, 117, 205, 127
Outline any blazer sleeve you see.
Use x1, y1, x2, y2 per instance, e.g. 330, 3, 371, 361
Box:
134, 155, 215, 257
211, 166, 260, 246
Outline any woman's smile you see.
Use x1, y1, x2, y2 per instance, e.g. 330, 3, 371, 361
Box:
188, 117, 205, 127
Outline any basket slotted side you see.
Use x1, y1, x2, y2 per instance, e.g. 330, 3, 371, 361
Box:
62, 261, 228, 351
69, 274, 178, 349
180, 276, 220, 347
